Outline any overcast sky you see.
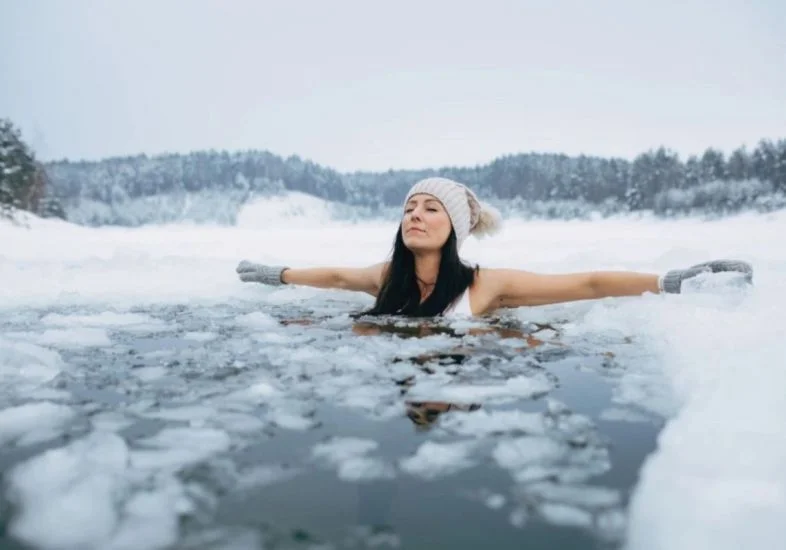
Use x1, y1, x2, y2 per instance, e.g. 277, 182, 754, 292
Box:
2, 0, 785, 172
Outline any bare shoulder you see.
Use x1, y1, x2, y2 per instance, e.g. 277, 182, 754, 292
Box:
368, 261, 390, 285
468, 267, 511, 314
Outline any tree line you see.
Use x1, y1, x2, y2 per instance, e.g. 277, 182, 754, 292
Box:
2, 117, 784, 225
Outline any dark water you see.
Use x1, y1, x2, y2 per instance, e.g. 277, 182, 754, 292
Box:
0, 301, 664, 550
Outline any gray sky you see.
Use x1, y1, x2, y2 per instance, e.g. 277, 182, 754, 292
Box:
2, 0, 785, 172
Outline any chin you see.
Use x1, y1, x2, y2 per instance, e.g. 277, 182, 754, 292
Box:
404, 240, 439, 253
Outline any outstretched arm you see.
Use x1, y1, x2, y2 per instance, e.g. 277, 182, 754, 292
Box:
487, 269, 659, 308
485, 259, 752, 308
236, 260, 388, 297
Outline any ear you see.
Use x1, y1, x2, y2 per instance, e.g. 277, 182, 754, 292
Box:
471, 202, 502, 237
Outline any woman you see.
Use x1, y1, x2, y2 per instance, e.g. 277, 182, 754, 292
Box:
236, 177, 753, 317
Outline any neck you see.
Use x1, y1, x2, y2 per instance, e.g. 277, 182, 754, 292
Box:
414, 252, 441, 296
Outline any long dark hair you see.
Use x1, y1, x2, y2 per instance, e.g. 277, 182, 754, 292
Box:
361, 225, 478, 317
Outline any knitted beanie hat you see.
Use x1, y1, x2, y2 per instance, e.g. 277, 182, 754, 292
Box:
403, 177, 502, 249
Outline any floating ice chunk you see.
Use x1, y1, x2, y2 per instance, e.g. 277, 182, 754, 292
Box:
131, 428, 231, 471
491, 437, 570, 483
331, 347, 377, 372
212, 411, 265, 434
0, 338, 65, 387
178, 527, 264, 550
235, 464, 300, 489
600, 407, 654, 424
145, 406, 216, 423
6, 432, 130, 550
527, 481, 620, 509
36, 328, 112, 348
596, 508, 627, 540
329, 384, 401, 418
40, 311, 158, 328
245, 381, 280, 398
182, 331, 217, 342
485, 493, 506, 509
509, 507, 528, 528
91, 411, 134, 432
311, 437, 394, 482
222, 379, 281, 404
236, 312, 278, 330
312, 437, 379, 463
25, 387, 71, 401
335, 456, 395, 482
101, 479, 186, 550
253, 331, 293, 344
113, 320, 171, 335
267, 408, 316, 430
399, 440, 477, 480
439, 409, 546, 437
493, 437, 564, 469
132, 366, 169, 381
345, 526, 402, 548
0, 402, 75, 446
407, 374, 553, 403
538, 502, 593, 527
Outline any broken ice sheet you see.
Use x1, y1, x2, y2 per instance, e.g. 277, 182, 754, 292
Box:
438, 408, 547, 437
599, 406, 655, 424
0, 338, 67, 389
131, 427, 232, 471
399, 440, 478, 480
404, 373, 554, 404
267, 406, 317, 431
234, 463, 301, 489
311, 437, 394, 482
183, 331, 218, 342
40, 311, 162, 329
5, 431, 190, 550
0, 401, 76, 447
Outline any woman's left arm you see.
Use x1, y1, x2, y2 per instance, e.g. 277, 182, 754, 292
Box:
484, 269, 659, 308
483, 259, 752, 308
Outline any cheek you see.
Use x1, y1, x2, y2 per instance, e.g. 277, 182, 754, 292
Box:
431, 213, 451, 234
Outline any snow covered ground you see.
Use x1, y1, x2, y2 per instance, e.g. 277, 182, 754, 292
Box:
1, 199, 784, 550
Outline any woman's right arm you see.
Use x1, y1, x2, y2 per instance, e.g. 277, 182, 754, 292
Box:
281, 263, 388, 296
237, 260, 388, 297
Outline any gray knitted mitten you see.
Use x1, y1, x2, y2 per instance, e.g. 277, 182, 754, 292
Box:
659, 259, 753, 294
236, 260, 289, 285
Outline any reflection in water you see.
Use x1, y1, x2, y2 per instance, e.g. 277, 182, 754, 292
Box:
348, 317, 566, 434
405, 400, 482, 429
351, 318, 564, 350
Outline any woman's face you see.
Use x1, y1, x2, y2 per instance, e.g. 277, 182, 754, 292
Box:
401, 194, 452, 252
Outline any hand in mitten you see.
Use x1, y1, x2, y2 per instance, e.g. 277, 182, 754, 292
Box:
235, 260, 288, 285
660, 259, 753, 294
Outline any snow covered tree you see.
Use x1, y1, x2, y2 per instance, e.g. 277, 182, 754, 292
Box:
0, 119, 65, 221
1, 119, 38, 220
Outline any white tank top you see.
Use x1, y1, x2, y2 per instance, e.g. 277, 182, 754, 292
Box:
443, 289, 473, 317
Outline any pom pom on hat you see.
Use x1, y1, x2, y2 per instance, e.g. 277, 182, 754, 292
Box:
470, 201, 503, 237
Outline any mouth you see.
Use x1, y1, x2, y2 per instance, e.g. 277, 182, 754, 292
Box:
406, 228, 426, 235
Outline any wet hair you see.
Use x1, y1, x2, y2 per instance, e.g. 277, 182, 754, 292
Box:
361, 225, 478, 317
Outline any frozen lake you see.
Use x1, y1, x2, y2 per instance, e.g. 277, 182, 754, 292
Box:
1, 205, 784, 550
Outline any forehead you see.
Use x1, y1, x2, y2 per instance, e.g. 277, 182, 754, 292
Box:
406, 194, 442, 205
